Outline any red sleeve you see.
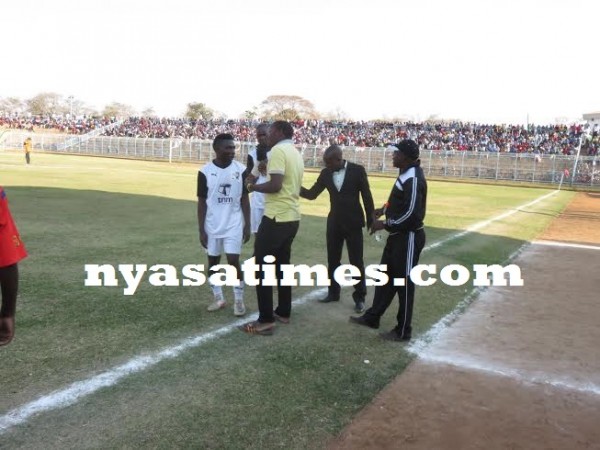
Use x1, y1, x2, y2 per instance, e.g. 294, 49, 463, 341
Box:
0, 188, 28, 267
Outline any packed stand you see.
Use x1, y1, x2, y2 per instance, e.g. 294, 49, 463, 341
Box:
103, 118, 594, 155
0, 115, 117, 134
2, 114, 597, 155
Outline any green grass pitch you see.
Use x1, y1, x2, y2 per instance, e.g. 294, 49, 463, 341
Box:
0, 151, 573, 448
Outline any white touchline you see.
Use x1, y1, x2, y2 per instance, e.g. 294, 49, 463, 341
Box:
425, 189, 559, 251
407, 286, 487, 356
406, 239, 528, 355
533, 240, 600, 251
0, 189, 560, 434
410, 240, 600, 397
419, 353, 600, 396
0, 287, 325, 434
410, 281, 600, 396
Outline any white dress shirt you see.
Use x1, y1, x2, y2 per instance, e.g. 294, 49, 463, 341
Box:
332, 160, 347, 192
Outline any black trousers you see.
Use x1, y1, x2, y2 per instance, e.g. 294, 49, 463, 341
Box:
254, 216, 299, 323
326, 219, 366, 300
364, 229, 426, 338
0, 264, 19, 318
25, 153, 30, 164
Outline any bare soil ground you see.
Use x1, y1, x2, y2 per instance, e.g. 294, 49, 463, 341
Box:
540, 192, 600, 245
331, 192, 600, 449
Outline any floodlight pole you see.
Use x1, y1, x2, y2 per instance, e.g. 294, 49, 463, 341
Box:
570, 134, 585, 187
68, 95, 74, 116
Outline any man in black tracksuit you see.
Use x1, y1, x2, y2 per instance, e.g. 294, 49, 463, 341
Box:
350, 139, 427, 341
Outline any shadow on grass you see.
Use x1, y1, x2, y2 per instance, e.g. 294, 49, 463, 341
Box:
2, 186, 535, 449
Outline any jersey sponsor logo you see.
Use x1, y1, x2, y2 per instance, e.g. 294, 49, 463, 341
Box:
218, 183, 231, 196
217, 183, 233, 203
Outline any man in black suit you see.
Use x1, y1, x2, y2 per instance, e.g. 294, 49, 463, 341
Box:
300, 145, 374, 313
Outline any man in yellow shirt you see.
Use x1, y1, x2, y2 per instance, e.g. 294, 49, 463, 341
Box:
23, 137, 32, 165
240, 121, 304, 335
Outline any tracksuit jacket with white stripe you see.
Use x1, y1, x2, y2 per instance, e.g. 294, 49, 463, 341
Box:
384, 163, 427, 233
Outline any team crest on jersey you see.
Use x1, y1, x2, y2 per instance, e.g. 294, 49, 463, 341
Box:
231, 171, 240, 180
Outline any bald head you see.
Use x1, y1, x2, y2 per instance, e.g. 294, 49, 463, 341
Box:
323, 145, 344, 171
324, 145, 342, 159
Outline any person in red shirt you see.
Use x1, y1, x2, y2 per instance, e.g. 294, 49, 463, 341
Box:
0, 186, 28, 346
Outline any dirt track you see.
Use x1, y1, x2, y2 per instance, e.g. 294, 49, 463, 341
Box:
331, 192, 600, 449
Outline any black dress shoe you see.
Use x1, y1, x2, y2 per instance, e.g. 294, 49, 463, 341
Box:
349, 315, 379, 329
318, 295, 340, 303
379, 330, 411, 342
354, 301, 365, 313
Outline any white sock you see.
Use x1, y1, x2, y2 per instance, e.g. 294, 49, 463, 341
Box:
233, 281, 244, 302
210, 284, 224, 302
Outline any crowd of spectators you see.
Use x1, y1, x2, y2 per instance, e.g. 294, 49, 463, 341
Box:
2, 114, 598, 156
101, 117, 600, 156
0, 115, 117, 134
101, 117, 256, 141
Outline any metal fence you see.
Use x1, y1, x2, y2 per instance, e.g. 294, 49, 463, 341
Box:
1, 131, 598, 187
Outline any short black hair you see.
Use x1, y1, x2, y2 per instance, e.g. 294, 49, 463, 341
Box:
213, 133, 235, 150
270, 121, 294, 139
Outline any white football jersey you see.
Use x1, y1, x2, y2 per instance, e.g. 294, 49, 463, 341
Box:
199, 160, 246, 237
247, 146, 270, 210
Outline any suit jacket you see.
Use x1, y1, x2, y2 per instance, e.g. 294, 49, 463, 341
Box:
300, 161, 375, 230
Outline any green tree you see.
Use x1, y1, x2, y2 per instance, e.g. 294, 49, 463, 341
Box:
185, 102, 214, 120
141, 107, 156, 117
259, 95, 319, 121
26, 92, 63, 115
0, 97, 26, 114
65, 96, 92, 117
243, 108, 258, 120
102, 102, 136, 118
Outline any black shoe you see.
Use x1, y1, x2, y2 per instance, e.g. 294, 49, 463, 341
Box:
318, 295, 340, 303
379, 329, 411, 342
351, 292, 366, 313
349, 315, 379, 329
354, 301, 365, 313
